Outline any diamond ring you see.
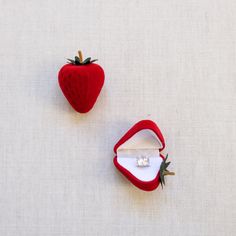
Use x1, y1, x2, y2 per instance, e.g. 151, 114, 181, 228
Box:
136, 155, 150, 167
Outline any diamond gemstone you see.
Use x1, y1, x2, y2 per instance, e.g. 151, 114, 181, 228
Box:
136, 156, 150, 167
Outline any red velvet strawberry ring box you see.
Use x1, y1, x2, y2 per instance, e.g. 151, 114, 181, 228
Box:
58, 50, 105, 113
113, 120, 175, 191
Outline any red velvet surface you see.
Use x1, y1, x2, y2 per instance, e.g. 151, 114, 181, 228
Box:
58, 63, 105, 113
113, 120, 165, 191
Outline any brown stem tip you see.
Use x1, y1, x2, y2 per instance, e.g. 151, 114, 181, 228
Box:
78, 50, 83, 63
163, 170, 175, 176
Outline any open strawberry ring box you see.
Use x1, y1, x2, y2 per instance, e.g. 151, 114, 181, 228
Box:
113, 120, 174, 191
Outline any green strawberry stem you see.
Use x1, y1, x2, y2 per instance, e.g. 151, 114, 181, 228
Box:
67, 50, 98, 65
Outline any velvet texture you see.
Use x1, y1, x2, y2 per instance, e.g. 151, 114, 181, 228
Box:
58, 63, 105, 113
113, 120, 165, 191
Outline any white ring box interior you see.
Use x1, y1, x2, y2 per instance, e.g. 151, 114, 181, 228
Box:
117, 129, 163, 182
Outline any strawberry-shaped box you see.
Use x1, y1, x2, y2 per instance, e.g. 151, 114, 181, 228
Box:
58, 51, 105, 113
113, 120, 174, 191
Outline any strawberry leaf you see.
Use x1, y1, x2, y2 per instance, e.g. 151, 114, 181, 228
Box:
159, 154, 175, 188
67, 59, 75, 64
66, 51, 98, 66
90, 59, 98, 63
82, 57, 91, 64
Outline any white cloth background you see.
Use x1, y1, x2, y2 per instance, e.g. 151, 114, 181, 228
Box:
0, 1, 235, 235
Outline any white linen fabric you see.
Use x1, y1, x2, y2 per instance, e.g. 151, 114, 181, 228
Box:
0, 0, 235, 236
